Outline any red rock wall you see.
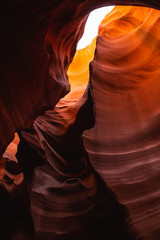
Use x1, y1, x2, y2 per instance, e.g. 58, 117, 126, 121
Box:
1, 0, 160, 155
1, 1, 160, 240
83, 6, 160, 239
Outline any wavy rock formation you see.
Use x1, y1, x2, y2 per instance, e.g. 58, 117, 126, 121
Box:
84, 6, 160, 239
1, 1, 160, 240
1, 0, 160, 156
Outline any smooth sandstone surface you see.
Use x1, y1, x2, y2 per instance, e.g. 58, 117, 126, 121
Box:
1, 1, 160, 239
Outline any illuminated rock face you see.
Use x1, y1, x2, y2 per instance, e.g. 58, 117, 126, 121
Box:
84, 6, 160, 239
1, 0, 160, 155
1, 1, 160, 240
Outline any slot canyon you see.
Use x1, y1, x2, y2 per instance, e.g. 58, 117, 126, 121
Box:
1, 1, 160, 239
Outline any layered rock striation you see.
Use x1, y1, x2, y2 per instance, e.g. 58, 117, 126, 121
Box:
1, 1, 160, 240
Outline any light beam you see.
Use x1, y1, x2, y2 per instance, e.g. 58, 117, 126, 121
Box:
77, 6, 115, 50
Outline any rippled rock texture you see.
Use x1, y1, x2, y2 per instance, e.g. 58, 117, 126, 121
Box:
86, 6, 160, 240
1, 1, 160, 240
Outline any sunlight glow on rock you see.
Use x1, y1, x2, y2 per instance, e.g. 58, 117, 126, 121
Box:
77, 6, 115, 50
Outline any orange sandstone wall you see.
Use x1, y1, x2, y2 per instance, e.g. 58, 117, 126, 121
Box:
1, 0, 160, 156
1, 2, 160, 240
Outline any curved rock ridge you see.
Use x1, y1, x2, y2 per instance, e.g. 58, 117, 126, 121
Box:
1, 0, 160, 156
1, 1, 160, 240
16, 5, 160, 240
17, 87, 138, 240
83, 5, 160, 239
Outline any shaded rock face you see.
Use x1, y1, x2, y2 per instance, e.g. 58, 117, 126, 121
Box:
1, 1, 160, 240
17, 88, 139, 240
1, 0, 160, 156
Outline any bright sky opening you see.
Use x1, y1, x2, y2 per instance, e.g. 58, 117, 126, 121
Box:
77, 6, 115, 50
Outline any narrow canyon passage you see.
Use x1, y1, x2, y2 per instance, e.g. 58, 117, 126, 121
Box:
1, 1, 160, 240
